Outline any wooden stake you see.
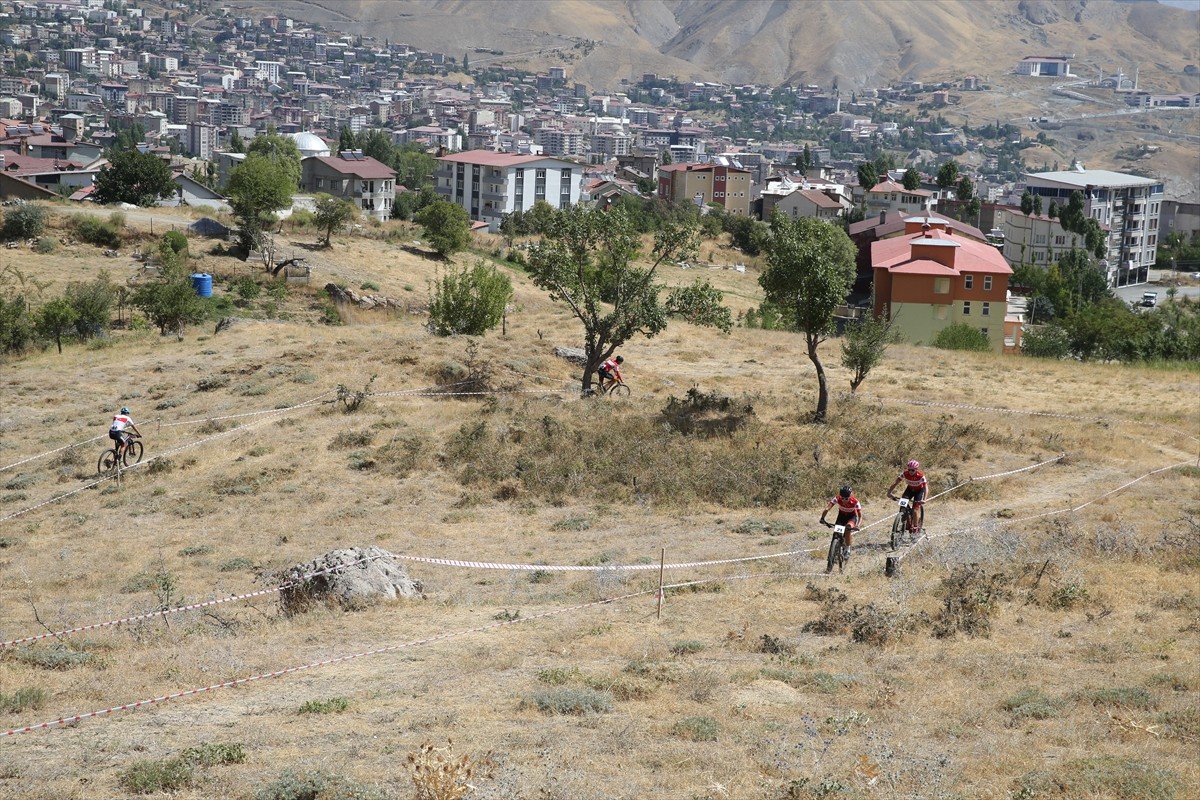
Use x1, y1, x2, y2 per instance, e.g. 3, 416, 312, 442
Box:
656, 548, 665, 620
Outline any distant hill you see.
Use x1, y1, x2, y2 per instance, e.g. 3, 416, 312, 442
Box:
225, 0, 1200, 90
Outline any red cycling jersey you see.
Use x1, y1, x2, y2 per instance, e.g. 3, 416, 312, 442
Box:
901, 468, 927, 490
831, 494, 861, 514
600, 358, 622, 381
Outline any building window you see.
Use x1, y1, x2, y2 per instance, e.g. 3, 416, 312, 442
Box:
984, 276, 992, 291
934, 305, 949, 320
982, 302, 990, 316
964, 274, 973, 290
962, 301, 971, 316
934, 277, 950, 294
1054, 235, 1065, 246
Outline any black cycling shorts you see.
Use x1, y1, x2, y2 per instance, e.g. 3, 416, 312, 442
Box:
903, 486, 926, 504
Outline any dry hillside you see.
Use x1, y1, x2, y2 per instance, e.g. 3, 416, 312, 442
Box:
0, 210, 1198, 799
220, 0, 1200, 90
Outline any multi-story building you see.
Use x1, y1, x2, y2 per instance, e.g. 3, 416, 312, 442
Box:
987, 205, 1080, 269
534, 127, 585, 157
300, 150, 396, 222
435, 150, 583, 229
657, 162, 752, 216
186, 121, 215, 161
863, 179, 936, 216
872, 216, 1016, 353
1023, 164, 1163, 286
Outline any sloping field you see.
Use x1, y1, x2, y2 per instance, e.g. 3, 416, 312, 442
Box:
0, 219, 1198, 799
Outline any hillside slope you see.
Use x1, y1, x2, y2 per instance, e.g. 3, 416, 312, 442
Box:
225, 0, 1200, 89
0, 216, 1197, 798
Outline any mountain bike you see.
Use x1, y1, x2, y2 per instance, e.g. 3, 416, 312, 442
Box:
822, 521, 856, 574
888, 494, 924, 550
97, 433, 143, 476
586, 379, 630, 398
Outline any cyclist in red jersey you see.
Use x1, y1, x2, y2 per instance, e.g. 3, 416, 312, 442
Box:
819, 484, 862, 551
888, 460, 927, 533
597, 355, 623, 391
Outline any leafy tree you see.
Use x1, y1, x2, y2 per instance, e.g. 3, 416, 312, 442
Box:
111, 122, 146, 152
857, 162, 878, 192
1032, 194, 1043, 216
526, 205, 716, 391
92, 149, 176, 207
392, 185, 437, 221
246, 129, 302, 188
132, 253, 206, 336
66, 274, 115, 338
394, 144, 437, 188
358, 129, 395, 165
797, 144, 813, 174
337, 126, 355, 153
313, 194, 357, 246
955, 176, 974, 203
901, 168, 921, 190
416, 200, 471, 258
1, 202, 47, 241
228, 129, 245, 153
660, 149, 673, 165
427, 259, 513, 336
1020, 324, 1071, 359
936, 161, 960, 194
0, 295, 33, 353
525, 199, 558, 235
226, 153, 296, 252
726, 214, 768, 256
665, 279, 733, 333
35, 297, 77, 353
840, 314, 897, 393
759, 216, 857, 423
462, 52, 470, 73
1020, 191, 1034, 216
931, 322, 990, 352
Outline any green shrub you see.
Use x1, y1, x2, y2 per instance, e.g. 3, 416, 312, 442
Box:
34, 237, 56, 254
672, 715, 719, 741
1013, 756, 1180, 800
551, 515, 591, 531
1021, 324, 1071, 358
70, 214, 122, 248
0, 686, 48, 713
298, 697, 351, 714
1080, 687, 1157, 711
218, 557, 255, 572
2, 202, 47, 241
931, 322, 991, 352
1002, 687, 1064, 720
196, 374, 230, 391
234, 275, 261, 300
181, 742, 246, 766
8, 646, 95, 670
161, 230, 188, 256
178, 544, 212, 557
330, 430, 375, 449
523, 687, 613, 715
537, 667, 580, 685
359, 281, 380, 291
119, 757, 194, 794
254, 770, 389, 800
427, 259, 512, 336
670, 640, 705, 656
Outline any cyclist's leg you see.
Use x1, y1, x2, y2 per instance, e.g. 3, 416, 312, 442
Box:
836, 511, 854, 547
912, 488, 926, 531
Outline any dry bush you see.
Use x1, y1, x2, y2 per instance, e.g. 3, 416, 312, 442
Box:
405, 739, 495, 800
932, 563, 1011, 638
659, 387, 755, 437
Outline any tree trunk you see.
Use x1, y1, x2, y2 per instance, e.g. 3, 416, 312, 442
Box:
55, 334, 62, 354
807, 334, 829, 423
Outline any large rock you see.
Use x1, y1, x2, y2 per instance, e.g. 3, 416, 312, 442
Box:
279, 546, 423, 616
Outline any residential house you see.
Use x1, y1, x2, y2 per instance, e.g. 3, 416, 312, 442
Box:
1023, 163, 1163, 286
863, 179, 936, 216
300, 150, 396, 221
987, 204, 1089, 270
872, 217, 1015, 353
657, 162, 752, 216
435, 150, 583, 229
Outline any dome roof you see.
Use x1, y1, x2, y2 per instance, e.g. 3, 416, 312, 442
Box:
290, 131, 330, 158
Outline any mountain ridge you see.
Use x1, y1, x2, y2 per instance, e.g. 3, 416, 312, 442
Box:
225, 0, 1200, 91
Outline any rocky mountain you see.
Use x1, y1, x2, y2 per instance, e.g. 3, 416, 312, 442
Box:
227, 0, 1199, 90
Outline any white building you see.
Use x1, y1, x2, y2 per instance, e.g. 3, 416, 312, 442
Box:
435, 150, 583, 230
1023, 163, 1163, 287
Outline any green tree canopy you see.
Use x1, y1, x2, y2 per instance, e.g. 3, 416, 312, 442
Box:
932, 322, 991, 352
313, 194, 357, 246
246, 129, 302, 188
416, 200, 471, 258
226, 153, 296, 251
93, 149, 176, 207
901, 168, 921, 190
840, 314, 897, 393
35, 297, 77, 354
759, 216, 857, 422
526, 205, 719, 391
857, 162, 878, 192
936, 160, 960, 192
428, 259, 513, 336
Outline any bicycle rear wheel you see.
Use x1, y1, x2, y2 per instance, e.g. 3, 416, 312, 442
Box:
97, 449, 118, 476
837, 537, 849, 571
607, 383, 630, 398
123, 440, 144, 467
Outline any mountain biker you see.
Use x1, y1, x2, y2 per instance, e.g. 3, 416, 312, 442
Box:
819, 484, 862, 555
597, 355, 623, 392
109, 407, 141, 458
888, 459, 927, 533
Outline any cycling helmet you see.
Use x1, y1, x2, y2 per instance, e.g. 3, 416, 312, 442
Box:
907, 459, 920, 470
839, 485, 852, 499
615, 356, 624, 364
120, 407, 130, 415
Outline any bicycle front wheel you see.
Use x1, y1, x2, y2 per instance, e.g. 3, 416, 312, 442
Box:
607, 383, 630, 398
890, 512, 905, 550
837, 538, 849, 571
123, 440, 144, 467
826, 535, 838, 573
97, 449, 118, 476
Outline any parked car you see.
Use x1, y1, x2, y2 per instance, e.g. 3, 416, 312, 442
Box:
1141, 291, 1158, 307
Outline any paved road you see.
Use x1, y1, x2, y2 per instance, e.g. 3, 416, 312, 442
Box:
1114, 276, 1200, 307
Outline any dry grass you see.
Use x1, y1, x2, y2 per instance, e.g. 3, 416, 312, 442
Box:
0, 222, 1197, 800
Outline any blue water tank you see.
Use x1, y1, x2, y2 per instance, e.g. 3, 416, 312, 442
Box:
190, 273, 213, 298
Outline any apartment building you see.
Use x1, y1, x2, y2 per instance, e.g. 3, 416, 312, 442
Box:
1023, 164, 1163, 287
656, 162, 752, 215
300, 150, 396, 221
435, 149, 582, 228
